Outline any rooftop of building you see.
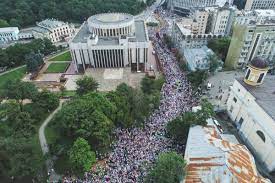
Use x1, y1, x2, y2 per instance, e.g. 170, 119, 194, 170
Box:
236, 76, 275, 121
184, 124, 271, 183
183, 46, 214, 71
37, 19, 68, 30
71, 20, 148, 44
0, 27, 19, 33
250, 57, 269, 69
88, 13, 134, 26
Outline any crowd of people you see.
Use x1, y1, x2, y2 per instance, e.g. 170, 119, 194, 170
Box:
64, 7, 197, 183
85, 8, 196, 183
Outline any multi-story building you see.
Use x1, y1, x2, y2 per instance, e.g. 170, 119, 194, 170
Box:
225, 10, 275, 69
190, 8, 209, 34
206, 4, 236, 36
226, 59, 275, 173
183, 46, 221, 71
245, 0, 275, 10
172, 21, 224, 51
0, 27, 19, 43
167, 0, 232, 15
69, 13, 149, 73
32, 19, 75, 43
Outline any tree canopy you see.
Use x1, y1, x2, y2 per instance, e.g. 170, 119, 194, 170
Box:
207, 38, 231, 61
167, 99, 214, 143
52, 92, 115, 150
69, 138, 96, 175
0, 0, 147, 27
0, 38, 56, 69
76, 76, 99, 96
145, 152, 186, 183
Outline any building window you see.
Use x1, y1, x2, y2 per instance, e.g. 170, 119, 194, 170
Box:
229, 105, 233, 113
238, 117, 244, 126
256, 130, 265, 142
257, 73, 264, 83
233, 97, 237, 103
245, 69, 251, 79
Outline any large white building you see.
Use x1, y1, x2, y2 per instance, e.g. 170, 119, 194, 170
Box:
32, 19, 75, 43
69, 13, 149, 73
0, 27, 19, 43
225, 9, 275, 69
245, 0, 275, 10
184, 123, 271, 182
167, 0, 233, 15
227, 59, 275, 173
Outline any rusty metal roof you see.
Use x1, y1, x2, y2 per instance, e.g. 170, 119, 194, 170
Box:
184, 125, 271, 183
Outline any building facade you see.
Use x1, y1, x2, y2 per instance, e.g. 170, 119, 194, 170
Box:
245, 0, 275, 10
32, 19, 75, 43
227, 60, 275, 173
167, 0, 232, 15
225, 10, 275, 69
183, 46, 220, 71
0, 27, 19, 43
206, 5, 236, 36
191, 9, 209, 34
172, 21, 224, 51
69, 13, 149, 73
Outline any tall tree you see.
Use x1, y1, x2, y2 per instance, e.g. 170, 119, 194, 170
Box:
76, 76, 99, 96
145, 152, 186, 183
69, 138, 96, 175
32, 90, 59, 111
208, 54, 220, 74
4, 80, 38, 111
0, 19, 9, 28
53, 92, 115, 150
25, 51, 44, 73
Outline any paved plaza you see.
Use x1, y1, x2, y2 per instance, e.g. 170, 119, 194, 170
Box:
85, 68, 146, 91
202, 71, 244, 110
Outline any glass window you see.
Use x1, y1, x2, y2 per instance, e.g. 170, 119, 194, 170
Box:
256, 130, 265, 142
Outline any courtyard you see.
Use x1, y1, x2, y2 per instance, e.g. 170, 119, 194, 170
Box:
85, 68, 146, 91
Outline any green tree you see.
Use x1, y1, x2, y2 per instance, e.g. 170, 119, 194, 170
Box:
25, 51, 44, 72
145, 152, 186, 183
0, 137, 44, 180
106, 91, 132, 128
141, 76, 156, 94
0, 49, 9, 68
187, 70, 208, 89
208, 54, 220, 74
53, 92, 115, 150
76, 76, 99, 96
0, 19, 9, 28
207, 38, 231, 61
69, 138, 96, 175
167, 100, 214, 142
4, 80, 38, 111
32, 90, 59, 111
167, 112, 196, 143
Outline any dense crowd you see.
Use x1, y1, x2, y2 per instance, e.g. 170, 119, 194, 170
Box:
64, 7, 196, 183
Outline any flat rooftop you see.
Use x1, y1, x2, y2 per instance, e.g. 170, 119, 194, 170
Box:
134, 20, 148, 42
88, 13, 134, 26
237, 76, 275, 121
0, 27, 19, 33
71, 20, 148, 44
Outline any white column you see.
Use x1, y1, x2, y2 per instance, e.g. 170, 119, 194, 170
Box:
108, 50, 112, 68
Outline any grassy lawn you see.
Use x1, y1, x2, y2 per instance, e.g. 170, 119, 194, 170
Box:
46, 63, 69, 73
49, 51, 72, 61
0, 66, 26, 90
